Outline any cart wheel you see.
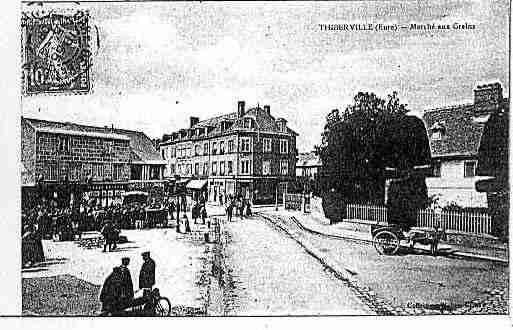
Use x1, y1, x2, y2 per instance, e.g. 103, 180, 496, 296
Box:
154, 297, 171, 316
373, 230, 400, 255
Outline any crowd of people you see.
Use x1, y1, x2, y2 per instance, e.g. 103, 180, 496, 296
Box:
224, 194, 252, 222
21, 198, 185, 240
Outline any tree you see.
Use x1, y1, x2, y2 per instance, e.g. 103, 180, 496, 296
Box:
476, 105, 509, 241
316, 92, 431, 223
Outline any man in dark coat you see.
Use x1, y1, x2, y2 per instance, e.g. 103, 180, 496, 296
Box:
100, 266, 124, 315
101, 221, 114, 252
99, 258, 134, 315
139, 251, 156, 297
118, 257, 134, 310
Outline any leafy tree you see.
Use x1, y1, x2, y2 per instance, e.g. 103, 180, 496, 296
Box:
316, 92, 431, 223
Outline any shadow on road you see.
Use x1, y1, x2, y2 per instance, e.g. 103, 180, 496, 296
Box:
22, 274, 101, 316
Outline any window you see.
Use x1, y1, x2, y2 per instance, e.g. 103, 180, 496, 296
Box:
113, 164, 124, 181
92, 163, 104, 180
280, 160, 288, 175
279, 139, 288, 154
430, 122, 445, 141
170, 164, 175, 174
187, 147, 192, 158
241, 160, 251, 174
244, 118, 254, 129
228, 140, 234, 153
263, 138, 272, 153
227, 161, 233, 174
150, 166, 160, 180
241, 137, 251, 152
262, 160, 271, 175
58, 135, 70, 154
170, 147, 176, 158
161, 149, 166, 160
212, 142, 218, 155
432, 131, 442, 140
212, 162, 218, 175
194, 163, 200, 176
203, 162, 209, 176
432, 161, 441, 177
220, 141, 225, 154
220, 161, 225, 175
464, 161, 477, 178
195, 144, 201, 156
103, 140, 114, 156
203, 143, 209, 155
277, 120, 286, 132
70, 163, 82, 181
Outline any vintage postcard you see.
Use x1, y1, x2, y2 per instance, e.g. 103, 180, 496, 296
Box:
17, 0, 509, 321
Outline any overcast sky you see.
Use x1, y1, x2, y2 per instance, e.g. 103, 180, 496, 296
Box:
22, 1, 509, 152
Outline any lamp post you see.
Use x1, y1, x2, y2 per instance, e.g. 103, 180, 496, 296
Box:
275, 182, 278, 211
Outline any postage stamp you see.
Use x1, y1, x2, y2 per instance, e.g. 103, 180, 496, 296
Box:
21, 10, 91, 95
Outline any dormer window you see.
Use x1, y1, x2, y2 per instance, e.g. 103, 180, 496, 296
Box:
430, 122, 445, 141
243, 118, 254, 129
276, 118, 287, 132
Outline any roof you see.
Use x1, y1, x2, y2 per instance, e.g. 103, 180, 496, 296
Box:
161, 106, 298, 145
296, 152, 322, 167
22, 117, 165, 165
422, 99, 508, 158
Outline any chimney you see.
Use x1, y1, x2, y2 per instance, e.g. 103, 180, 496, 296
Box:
474, 83, 503, 105
264, 105, 271, 115
190, 116, 199, 128
237, 101, 245, 118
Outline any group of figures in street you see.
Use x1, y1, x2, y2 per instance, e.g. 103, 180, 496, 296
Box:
99, 252, 156, 316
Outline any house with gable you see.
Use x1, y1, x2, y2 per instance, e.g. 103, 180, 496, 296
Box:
422, 83, 509, 208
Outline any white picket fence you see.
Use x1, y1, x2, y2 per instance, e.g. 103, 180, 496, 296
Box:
346, 204, 388, 225
417, 209, 492, 235
345, 203, 492, 235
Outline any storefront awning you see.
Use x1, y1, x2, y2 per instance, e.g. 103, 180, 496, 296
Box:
186, 179, 208, 190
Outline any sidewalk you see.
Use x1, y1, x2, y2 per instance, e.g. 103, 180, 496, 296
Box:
22, 227, 213, 316
259, 209, 508, 263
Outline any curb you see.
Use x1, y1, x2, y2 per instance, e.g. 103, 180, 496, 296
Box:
258, 212, 508, 264
258, 214, 388, 315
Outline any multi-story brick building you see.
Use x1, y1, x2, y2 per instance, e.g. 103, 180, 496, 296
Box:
21, 117, 166, 207
159, 101, 298, 204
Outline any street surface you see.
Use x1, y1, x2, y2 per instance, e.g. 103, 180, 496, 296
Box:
22, 228, 210, 315
259, 212, 509, 315
221, 216, 374, 315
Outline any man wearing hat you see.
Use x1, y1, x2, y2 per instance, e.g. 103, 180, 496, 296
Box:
119, 257, 134, 309
100, 257, 134, 315
139, 251, 156, 297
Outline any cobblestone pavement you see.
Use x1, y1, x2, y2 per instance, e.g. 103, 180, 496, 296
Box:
220, 216, 374, 315
260, 213, 509, 316
22, 229, 211, 316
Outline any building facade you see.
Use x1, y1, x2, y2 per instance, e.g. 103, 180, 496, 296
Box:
296, 152, 322, 179
21, 117, 166, 207
422, 83, 509, 208
159, 102, 298, 204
